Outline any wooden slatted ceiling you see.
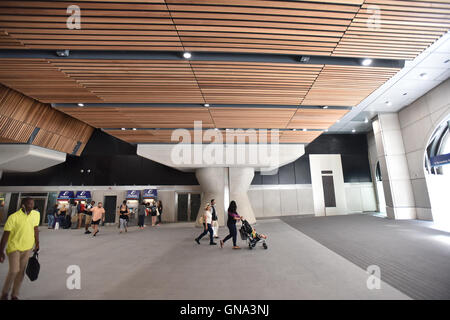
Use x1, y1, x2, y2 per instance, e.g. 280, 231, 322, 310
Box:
302, 65, 400, 106
0, 84, 94, 155
0, 59, 103, 103
104, 128, 322, 144
333, 0, 450, 59
48, 59, 205, 103
0, 30, 25, 48
287, 108, 350, 129
0, 0, 448, 60
0, 0, 183, 51
191, 61, 322, 105
56, 107, 215, 129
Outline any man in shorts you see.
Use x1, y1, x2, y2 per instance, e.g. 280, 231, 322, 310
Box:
84, 200, 95, 235
90, 202, 105, 237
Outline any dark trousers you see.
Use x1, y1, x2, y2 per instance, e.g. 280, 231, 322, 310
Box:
223, 223, 237, 246
157, 214, 162, 224
197, 223, 214, 244
138, 215, 145, 227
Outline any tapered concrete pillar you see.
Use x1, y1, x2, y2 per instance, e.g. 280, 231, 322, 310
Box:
195, 167, 226, 227
229, 167, 256, 224
372, 114, 417, 219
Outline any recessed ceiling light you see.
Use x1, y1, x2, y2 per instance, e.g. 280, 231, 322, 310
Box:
302, 128, 307, 131
183, 52, 192, 59
362, 58, 373, 66
419, 72, 428, 79
132, 128, 137, 131
121, 128, 126, 131
77, 103, 84, 107
352, 129, 356, 133
385, 101, 392, 106
204, 104, 210, 107
214, 128, 219, 131
292, 129, 297, 131
323, 106, 329, 109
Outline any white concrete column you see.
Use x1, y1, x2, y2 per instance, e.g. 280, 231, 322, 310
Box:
195, 167, 226, 227
372, 114, 417, 219
229, 167, 256, 224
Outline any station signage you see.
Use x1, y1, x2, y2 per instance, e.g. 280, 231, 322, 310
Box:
126, 190, 140, 200
75, 191, 92, 200
57, 191, 74, 200
430, 153, 450, 167
143, 189, 157, 199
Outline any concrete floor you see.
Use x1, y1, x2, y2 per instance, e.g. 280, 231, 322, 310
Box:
0, 218, 409, 300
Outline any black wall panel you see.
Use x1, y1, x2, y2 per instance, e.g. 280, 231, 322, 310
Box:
0, 131, 371, 186
251, 134, 372, 185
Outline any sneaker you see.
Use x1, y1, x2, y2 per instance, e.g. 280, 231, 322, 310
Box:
85, 230, 91, 234
210, 242, 217, 245
195, 238, 200, 244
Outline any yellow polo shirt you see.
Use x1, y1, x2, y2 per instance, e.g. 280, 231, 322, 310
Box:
4, 209, 40, 254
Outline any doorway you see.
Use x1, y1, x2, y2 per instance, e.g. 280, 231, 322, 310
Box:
103, 196, 117, 224
176, 193, 201, 222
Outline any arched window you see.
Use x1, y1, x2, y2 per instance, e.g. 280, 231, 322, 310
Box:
425, 118, 450, 175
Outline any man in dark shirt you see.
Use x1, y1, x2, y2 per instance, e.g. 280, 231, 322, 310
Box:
211, 199, 219, 238
84, 201, 95, 234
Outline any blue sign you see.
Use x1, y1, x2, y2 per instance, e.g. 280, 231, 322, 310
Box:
430, 153, 450, 167
57, 191, 74, 200
143, 189, 157, 199
126, 190, 140, 200
75, 191, 91, 200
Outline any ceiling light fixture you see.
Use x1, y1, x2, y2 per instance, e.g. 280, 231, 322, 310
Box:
336, 119, 340, 123
300, 56, 310, 63
204, 104, 210, 107
302, 128, 307, 131
132, 128, 137, 131
352, 129, 356, 133
403, 92, 408, 96
444, 59, 450, 64
292, 129, 297, 131
121, 128, 126, 131
362, 58, 373, 66
77, 103, 84, 107
385, 101, 392, 106
56, 49, 70, 57
323, 106, 329, 109
183, 52, 192, 59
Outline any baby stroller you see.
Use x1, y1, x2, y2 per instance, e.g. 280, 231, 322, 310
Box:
239, 219, 268, 250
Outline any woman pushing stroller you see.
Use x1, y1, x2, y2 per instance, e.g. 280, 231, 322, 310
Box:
220, 200, 243, 250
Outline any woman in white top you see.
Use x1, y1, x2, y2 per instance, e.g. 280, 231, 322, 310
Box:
194, 203, 217, 246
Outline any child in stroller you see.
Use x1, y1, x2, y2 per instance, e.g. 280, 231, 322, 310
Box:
239, 219, 268, 250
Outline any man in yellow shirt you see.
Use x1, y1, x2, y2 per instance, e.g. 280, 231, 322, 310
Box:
0, 198, 40, 300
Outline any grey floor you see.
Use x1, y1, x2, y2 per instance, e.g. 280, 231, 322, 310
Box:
281, 214, 450, 300
0, 218, 409, 300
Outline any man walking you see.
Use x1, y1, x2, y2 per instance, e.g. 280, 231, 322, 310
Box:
84, 200, 95, 234
0, 198, 40, 300
90, 202, 105, 237
211, 199, 219, 238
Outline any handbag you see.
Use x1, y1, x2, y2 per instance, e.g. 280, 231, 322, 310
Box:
156, 207, 160, 216
26, 251, 40, 281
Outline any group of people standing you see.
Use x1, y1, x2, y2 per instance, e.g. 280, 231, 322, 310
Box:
195, 199, 242, 249
120, 200, 163, 232
46, 200, 105, 237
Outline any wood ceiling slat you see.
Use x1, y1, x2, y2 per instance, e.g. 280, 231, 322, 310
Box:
56, 107, 214, 129
334, 0, 450, 59
209, 108, 297, 129
0, 84, 94, 153
302, 65, 399, 106
286, 109, 350, 129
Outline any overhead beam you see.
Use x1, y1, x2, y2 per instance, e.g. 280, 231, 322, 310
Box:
0, 49, 405, 68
